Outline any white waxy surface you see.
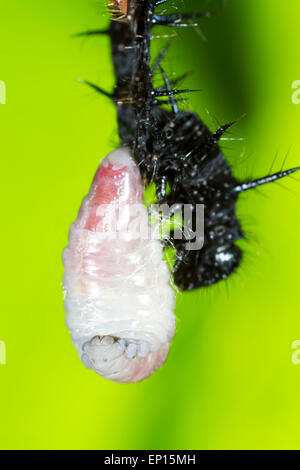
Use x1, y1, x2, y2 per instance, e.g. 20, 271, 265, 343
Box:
63, 147, 176, 383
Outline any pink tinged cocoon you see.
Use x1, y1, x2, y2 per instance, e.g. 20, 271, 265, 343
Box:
63, 147, 176, 383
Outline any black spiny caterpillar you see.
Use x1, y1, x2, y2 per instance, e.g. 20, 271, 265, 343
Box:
78, 0, 299, 291
63, 0, 300, 382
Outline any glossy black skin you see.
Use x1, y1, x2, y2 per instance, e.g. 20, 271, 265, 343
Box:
154, 111, 243, 290
108, 0, 244, 290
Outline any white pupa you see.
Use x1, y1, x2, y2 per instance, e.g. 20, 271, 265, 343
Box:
63, 147, 176, 383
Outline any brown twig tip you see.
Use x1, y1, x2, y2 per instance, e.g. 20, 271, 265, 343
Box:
109, 0, 128, 16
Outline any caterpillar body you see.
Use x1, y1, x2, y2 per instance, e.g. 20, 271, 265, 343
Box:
63, 0, 299, 382
63, 148, 175, 383
105, 0, 299, 290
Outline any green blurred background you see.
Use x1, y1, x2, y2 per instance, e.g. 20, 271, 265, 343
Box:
0, 0, 299, 450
